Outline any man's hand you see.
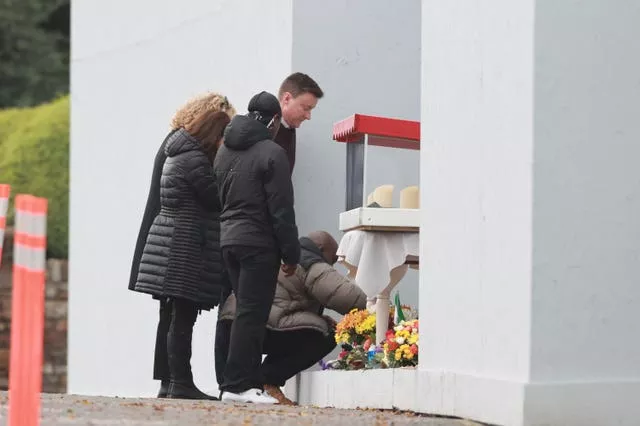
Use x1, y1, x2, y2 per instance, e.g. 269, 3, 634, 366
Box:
281, 263, 297, 276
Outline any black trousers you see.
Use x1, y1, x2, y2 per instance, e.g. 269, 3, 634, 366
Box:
153, 298, 171, 381
219, 246, 280, 393
215, 319, 336, 387
152, 297, 199, 383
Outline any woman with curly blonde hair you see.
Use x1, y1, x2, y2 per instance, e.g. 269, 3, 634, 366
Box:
128, 92, 235, 400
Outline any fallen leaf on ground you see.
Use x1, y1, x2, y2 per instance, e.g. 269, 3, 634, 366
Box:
121, 402, 144, 407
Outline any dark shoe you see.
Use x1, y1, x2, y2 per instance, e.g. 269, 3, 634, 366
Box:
157, 380, 170, 398
167, 381, 218, 400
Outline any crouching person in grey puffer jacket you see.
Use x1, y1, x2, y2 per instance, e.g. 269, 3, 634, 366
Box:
214, 231, 367, 405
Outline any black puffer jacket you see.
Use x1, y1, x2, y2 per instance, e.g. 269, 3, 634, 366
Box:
213, 115, 300, 265
128, 129, 177, 291
133, 128, 226, 309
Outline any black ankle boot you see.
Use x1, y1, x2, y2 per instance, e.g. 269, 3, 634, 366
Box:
167, 381, 218, 400
157, 380, 170, 398
166, 300, 216, 400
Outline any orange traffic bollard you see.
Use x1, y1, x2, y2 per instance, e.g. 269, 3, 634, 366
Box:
8, 194, 48, 426
0, 184, 10, 267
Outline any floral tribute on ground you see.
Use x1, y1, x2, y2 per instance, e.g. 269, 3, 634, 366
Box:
321, 295, 419, 370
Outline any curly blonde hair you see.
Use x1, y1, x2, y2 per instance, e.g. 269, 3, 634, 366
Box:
170, 92, 236, 130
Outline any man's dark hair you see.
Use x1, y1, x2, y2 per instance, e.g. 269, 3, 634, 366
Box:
278, 72, 324, 100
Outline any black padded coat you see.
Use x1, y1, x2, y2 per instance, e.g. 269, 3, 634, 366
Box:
133, 128, 226, 309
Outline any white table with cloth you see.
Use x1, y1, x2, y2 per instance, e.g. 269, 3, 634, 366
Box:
336, 230, 419, 344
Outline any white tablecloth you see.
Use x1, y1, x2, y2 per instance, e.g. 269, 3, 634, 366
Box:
337, 230, 419, 297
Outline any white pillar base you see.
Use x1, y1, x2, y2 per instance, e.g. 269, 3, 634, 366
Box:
297, 369, 415, 411
419, 372, 640, 426
522, 380, 640, 426
296, 369, 640, 426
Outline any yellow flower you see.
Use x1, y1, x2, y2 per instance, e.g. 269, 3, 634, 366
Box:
335, 308, 372, 338
395, 350, 402, 361
355, 315, 376, 334
406, 352, 414, 360
398, 330, 410, 339
408, 334, 418, 345
335, 332, 350, 345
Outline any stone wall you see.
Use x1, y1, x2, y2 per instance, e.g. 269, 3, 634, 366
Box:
0, 228, 68, 393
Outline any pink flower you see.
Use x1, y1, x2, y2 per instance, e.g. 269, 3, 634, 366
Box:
363, 338, 372, 351
410, 344, 418, 355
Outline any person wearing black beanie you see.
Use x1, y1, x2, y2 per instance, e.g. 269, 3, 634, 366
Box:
213, 91, 300, 404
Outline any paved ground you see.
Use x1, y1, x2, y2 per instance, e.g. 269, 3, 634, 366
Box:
0, 392, 481, 425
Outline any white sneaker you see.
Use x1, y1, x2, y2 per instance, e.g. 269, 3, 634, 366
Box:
221, 388, 279, 404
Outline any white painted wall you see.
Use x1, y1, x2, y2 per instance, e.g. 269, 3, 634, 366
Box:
530, 0, 640, 384
70, 0, 421, 398
288, 0, 421, 388
70, 0, 293, 397
292, 0, 421, 309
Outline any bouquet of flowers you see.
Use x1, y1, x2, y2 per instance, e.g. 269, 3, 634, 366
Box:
326, 308, 377, 370
381, 319, 419, 368
320, 297, 420, 370
334, 308, 376, 346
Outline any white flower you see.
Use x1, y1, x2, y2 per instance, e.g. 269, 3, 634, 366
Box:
396, 337, 405, 345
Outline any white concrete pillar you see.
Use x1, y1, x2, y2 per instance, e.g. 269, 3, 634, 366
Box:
420, 1, 640, 425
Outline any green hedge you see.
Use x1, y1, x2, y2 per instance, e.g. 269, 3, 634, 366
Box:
0, 96, 69, 258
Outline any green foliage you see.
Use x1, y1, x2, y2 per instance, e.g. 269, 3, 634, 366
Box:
0, 0, 70, 108
0, 107, 32, 144
0, 96, 69, 258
